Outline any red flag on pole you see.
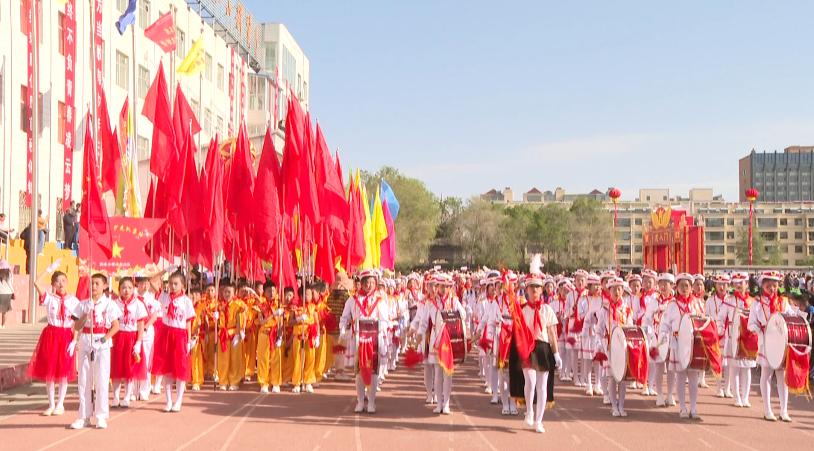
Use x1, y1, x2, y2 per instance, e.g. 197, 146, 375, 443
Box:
98, 88, 120, 193
204, 136, 225, 259
80, 114, 112, 256
253, 128, 281, 260
172, 83, 201, 138
142, 62, 176, 178
226, 122, 255, 231
144, 11, 176, 53
281, 96, 304, 217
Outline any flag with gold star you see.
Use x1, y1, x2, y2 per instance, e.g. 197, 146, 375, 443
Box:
79, 216, 165, 272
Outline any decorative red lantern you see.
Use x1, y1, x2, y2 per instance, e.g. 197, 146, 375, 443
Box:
745, 187, 759, 203
609, 187, 622, 204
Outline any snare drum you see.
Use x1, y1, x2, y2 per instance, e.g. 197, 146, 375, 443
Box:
357, 319, 379, 375
610, 326, 649, 383
732, 308, 758, 360
441, 311, 467, 365
765, 313, 812, 370
678, 315, 720, 372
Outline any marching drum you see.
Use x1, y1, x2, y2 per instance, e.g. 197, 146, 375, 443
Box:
610, 326, 649, 383
677, 315, 719, 371
731, 308, 758, 360
357, 319, 380, 374
652, 332, 670, 363
441, 311, 467, 365
765, 313, 812, 370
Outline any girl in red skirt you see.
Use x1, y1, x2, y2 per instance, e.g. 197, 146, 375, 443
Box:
28, 266, 80, 416
150, 271, 196, 412
111, 277, 148, 408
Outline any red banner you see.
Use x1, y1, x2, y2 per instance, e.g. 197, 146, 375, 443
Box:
62, 0, 76, 211
79, 217, 165, 271
24, 0, 38, 206
228, 50, 235, 136
93, 0, 103, 147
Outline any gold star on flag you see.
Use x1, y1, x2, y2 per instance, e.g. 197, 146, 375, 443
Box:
111, 241, 124, 258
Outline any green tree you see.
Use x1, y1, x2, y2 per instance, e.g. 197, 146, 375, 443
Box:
533, 204, 570, 266
567, 198, 613, 269
436, 196, 464, 240
734, 227, 782, 266
361, 167, 441, 269
452, 198, 522, 268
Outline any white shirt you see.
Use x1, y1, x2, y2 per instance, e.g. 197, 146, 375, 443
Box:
115, 297, 149, 332
521, 302, 558, 343
42, 292, 80, 328
72, 296, 122, 350
158, 292, 196, 330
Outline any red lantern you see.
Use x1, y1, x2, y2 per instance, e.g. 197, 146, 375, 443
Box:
608, 187, 622, 204
745, 187, 759, 203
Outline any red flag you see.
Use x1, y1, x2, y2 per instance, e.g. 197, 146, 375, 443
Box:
299, 114, 321, 231
142, 63, 176, 178
144, 11, 176, 53
98, 88, 120, 193
79, 115, 112, 257
226, 123, 255, 231
315, 124, 348, 234
508, 287, 535, 362
436, 324, 456, 376
281, 97, 304, 217
253, 128, 281, 260
346, 180, 366, 271
172, 84, 201, 138
204, 136, 225, 259
314, 223, 336, 286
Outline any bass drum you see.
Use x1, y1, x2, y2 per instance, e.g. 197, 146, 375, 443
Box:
677, 315, 717, 371
441, 310, 467, 365
765, 313, 812, 370
610, 326, 648, 383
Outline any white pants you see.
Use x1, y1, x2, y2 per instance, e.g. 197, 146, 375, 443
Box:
731, 366, 752, 404
486, 359, 498, 399
523, 369, 548, 425
139, 335, 156, 398
77, 341, 111, 421
356, 374, 378, 407
424, 362, 436, 400
676, 370, 700, 414
433, 365, 453, 410
759, 366, 789, 416
718, 363, 730, 392
608, 379, 626, 412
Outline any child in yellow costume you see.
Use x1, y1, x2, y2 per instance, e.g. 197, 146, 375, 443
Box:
239, 283, 260, 382
256, 283, 284, 393
191, 285, 219, 390
313, 282, 334, 383
216, 282, 247, 390
289, 286, 319, 393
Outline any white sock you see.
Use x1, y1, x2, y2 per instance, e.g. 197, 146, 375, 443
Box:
523, 368, 536, 418
760, 366, 773, 414
165, 379, 173, 407
535, 371, 548, 424
175, 381, 186, 406
57, 378, 69, 408
777, 369, 788, 415
46, 381, 55, 409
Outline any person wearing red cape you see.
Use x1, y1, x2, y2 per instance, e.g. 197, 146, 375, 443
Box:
28, 263, 80, 417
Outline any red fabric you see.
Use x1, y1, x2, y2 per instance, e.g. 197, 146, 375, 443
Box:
357, 338, 375, 386
205, 137, 225, 259
110, 330, 146, 380
172, 84, 201, 139
628, 338, 649, 384
298, 114, 321, 231
380, 198, 396, 270
785, 343, 811, 395
402, 348, 424, 368
315, 124, 347, 236
152, 326, 191, 381
314, 223, 336, 286
281, 96, 304, 217
345, 181, 366, 271
507, 289, 535, 363
478, 325, 493, 352
79, 115, 112, 256
253, 128, 281, 260
27, 325, 76, 381
143, 12, 176, 53
697, 320, 722, 376
142, 63, 176, 178
226, 123, 255, 231
436, 324, 456, 376
98, 88, 120, 193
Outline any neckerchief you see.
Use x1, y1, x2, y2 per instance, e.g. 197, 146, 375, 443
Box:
525, 298, 544, 336
56, 293, 67, 322
355, 291, 379, 317
167, 291, 184, 322
761, 291, 781, 314
675, 294, 691, 315
121, 295, 135, 325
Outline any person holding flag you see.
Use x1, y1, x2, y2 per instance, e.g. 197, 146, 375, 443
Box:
340, 269, 389, 414
417, 273, 467, 415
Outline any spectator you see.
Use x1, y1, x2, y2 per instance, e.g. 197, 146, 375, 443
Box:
0, 213, 14, 244
0, 261, 12, 328
62, 202, 78, 251
36, 209, 48, 254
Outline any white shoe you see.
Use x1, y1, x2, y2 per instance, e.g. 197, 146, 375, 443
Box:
690, 412, 701, 421
70, 419, 90, 429
292, 386, 301, 393
164, 403, 172, 413
228, 385, 239, 391
53, 406, 65, 416
152, 388, 162, 395
42, 407, 54, 416
96, 418, 107, 429
641, 388, 650, 396
716, 389, 726, 398
734, 401, 743, 408
354, 402, 365, 413
603, 395, 611, 405
679, 410, 689, 419
585, 388, 594, 396
272, 386, 281, 393
780, 413, 792, 422
367, 403, 376, 414
666, 397, 676, 407
425, 396, 433, 404
620, 410, 628, 417
510, 406, 519, 416
112, 399, 120, 408
612, 409, 620, 417
191, 385, 201, 391
120, 399, 130, 408
656, 395, 665, 407
524, 413, 534, 428
171, 402, 182, 413
535, 422, 546, 433
490, 396, 499, 405
260, 386, 269, 393
501, 407, 510, 415
485, 387, 492, 395
699, 381, 710, 388
764, 412, 777, 422
219, 386, 228, 391
441, 405, 451, 415
433, 406, 442, 414
724, 390, 734, 398
595, 388, 604, 396
305, 384, 314, 393
743, 400, 751, 408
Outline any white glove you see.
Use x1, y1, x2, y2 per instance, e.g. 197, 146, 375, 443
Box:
213, 311, 220, 320
275, 338, 283, 348
275, 308, 284, 316
339, 329, 348, 342
187, 341, 194, 354
299, 314, 308, 322
314, 336, 321, 348
554, 352, 563, 369
232, 335, 240, 347
46, 259, 62, 274
240, 330, 246, 340
67, 340, 77, 357
133, 340, 142, 356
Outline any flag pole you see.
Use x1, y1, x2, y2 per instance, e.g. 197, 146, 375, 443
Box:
28, 0, 40, 324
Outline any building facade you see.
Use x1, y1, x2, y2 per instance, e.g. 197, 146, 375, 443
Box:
739, 147, 814, 203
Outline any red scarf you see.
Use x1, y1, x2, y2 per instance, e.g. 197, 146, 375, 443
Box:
55, 292, 68, 322
121, 295, 135, 325
762, 291, 781, 314
639, 289, 652, 312
355, 291, 379, 317
439, 293, 452, 311
675, 294, 692, 315
571, 289, 585, 318
166, 291, 184, 322
609, 297, 623, 323
525, 298, 544, 336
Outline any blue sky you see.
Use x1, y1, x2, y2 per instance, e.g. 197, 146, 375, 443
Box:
242, 1, 814, 201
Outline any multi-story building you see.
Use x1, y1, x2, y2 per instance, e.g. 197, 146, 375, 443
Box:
0, 0, 308, 242
739, 147, 814, 202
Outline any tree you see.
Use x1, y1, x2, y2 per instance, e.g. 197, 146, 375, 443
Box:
734, 227, 782, 266
452, 198, 522, 268
362, 166, 441, 270
567, 198, 613, 269
534, 204, 570, 266
436, 196, 463, 240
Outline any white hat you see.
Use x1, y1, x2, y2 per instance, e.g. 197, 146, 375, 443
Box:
607, 277, 625, 289
626, 274, 642, 283
657, 273, 676, 284
675, 273, 693, 283
600, 270, 617, 280
358, 269, 380, 280
525, 273, 544, 287
693, 274, 705, 282
712, 274, 731, 284
573, 269, 589, 278
730, 272, 749, 284
760, 270, 783, 283
641, 269, 658, 280
433, 273, 454, 285
586, 274, 601, 285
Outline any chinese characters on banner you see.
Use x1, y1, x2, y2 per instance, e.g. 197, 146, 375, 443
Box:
93, 0, 104, 147
62, 0, 76, 211
228, 49, 235, 136
25, 0, 39, 206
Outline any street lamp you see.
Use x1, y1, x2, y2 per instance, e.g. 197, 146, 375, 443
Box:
609, 187, 622, 270
745, 187, 760, 266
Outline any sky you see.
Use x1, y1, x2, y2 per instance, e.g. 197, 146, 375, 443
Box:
242, 0, 814, 201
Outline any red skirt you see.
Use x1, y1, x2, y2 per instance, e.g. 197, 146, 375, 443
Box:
152, 326, 191, 381
28, 325, 76, 382
110, 330, 147, 380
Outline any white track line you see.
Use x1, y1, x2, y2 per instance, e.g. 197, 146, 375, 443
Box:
217, 394, 265, 451
451, 396, 499, 451
559, 407, 630, 451
176, 394, 264, 451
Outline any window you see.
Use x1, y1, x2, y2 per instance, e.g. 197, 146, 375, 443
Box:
706, 245, 725, 255
217, 116, 223, 135
204, 53, 213, 81
137, 135, 149, 161
726, 232, 735, 240
795, 218, 803, 226
796, 231, 803, 240
756, 218, 777, 228
780, 232, 788, 240
264, 45, 276, 71
57, 102, 66, 144
138, 0, 151, 29
795, 245, 804, 254
780, 218, 788, 226
705, 231, 725, 241
705, 217, 724, 227
58, 12, 65, 55
138, 66, 149, 99
617, 218, 631, 227
204, 108, 212, 135
727, 218, 735, 226
116, 51, 129, 89
176, 29, 185, 59
809, 218, 814, 227
249, 76, 265, 110
217, 64, 224, 90
634, 218, 642, 225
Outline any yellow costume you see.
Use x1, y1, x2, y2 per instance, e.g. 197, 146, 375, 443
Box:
216, 297, 247, 388
288, 303, 318, 387
190, 297, 216, 386
255, 296, 283, 389
243, 296, 259, 380
314, 294, 333, 382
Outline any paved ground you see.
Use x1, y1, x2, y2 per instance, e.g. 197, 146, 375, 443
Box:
1, 357, 812, 451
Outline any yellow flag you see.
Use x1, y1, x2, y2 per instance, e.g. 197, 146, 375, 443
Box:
360, 180, 374, 269
370, 186, 389, 268
177, 37, 205, 76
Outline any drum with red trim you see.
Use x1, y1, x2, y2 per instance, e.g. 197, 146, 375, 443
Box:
765, 313, 812, 370
732, 308, 758, 360
610, 326, 649, 383
678, 315, 719, 371
441, 310, 467, 365
358, 319, 379, 374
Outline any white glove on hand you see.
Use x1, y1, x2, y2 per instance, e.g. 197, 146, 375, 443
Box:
276, 309, 284, 316
67, 340, 77, 357
554, 352, 563, 369
314, 336, 321, 348
299, 314, 308, 322
232, 335, 240, 347
240, 330, 246, 340
133, 340, 142, 356
187, 341, 194, 354
275, 338, 283, 348
46, 259, 62, 274
213, 311, 220, 320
